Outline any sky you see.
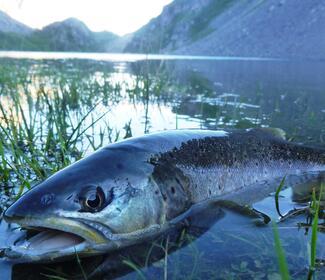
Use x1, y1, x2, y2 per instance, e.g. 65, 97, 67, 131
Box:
0, 0, 173, 35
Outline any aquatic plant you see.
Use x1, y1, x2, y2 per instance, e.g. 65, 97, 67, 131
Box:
272, 221, 291, 280
308, 183, 324, 279
273, 178, 325, 280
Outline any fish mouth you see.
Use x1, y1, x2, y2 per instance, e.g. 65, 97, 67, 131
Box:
3, 216, 113, 262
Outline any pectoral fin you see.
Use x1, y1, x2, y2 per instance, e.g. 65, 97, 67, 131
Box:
212, 200, 271, 226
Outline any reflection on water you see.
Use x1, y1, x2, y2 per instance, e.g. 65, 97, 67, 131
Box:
0, 53, 325, 279
1, 55, 324, 144
0, 51, 282, 62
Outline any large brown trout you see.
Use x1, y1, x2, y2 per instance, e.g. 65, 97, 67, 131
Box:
3, 129, 325, 261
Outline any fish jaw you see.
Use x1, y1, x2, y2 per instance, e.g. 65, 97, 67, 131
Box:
2, 215, 114, 262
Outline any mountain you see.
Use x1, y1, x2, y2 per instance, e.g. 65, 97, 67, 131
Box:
0, 12, 120, 52
125, 0, 325, 59
2, 1, 325, 58
0, 10, 33, 34
29, 18, 119, 52
124, 0, 216, 53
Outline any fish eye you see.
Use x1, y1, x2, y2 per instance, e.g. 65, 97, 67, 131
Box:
79, 186, 106, 213
85, 190, 102, 209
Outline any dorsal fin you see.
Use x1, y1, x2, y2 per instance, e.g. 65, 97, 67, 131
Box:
258, 127, 286, 140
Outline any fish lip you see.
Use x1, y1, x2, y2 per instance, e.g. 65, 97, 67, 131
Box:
3, 215, 114, 262
6, 215, 112, 246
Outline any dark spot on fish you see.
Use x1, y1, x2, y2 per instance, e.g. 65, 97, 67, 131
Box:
175, 177, 181, 186
208, 189, 212, 195
116, 163, 124, 170
155, 190, 159, 195
171, 186, 176, 194
168, 152, 175, 159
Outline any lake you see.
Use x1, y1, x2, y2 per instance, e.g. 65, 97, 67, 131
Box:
0, 51, 324, 279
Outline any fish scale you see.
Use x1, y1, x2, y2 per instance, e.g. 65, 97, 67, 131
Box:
152, 129, 325, 205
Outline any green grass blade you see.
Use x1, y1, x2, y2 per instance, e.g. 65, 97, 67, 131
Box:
308, 183, 324, 279
123, 260, 146, 280
272, 221, 290, 280
275, 176, 286, 218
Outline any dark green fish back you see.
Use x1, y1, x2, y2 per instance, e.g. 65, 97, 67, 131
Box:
150, 129, 325, 211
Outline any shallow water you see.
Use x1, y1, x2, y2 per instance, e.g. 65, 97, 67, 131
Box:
0, 52, 324, 279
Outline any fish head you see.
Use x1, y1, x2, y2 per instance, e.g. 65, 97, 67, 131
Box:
3, 149, 165, 262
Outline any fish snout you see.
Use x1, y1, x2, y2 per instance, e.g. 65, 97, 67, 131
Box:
3, 191, 56, 222
3, 202, 24, 222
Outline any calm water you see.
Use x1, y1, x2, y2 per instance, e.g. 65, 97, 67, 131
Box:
0, 52, 324, 279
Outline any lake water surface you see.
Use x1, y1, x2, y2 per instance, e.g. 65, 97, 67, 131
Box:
0, 52, 324, 279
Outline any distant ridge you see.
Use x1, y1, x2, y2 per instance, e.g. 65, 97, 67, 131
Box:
31, 18, 119, 52
0, 11, 121, 52
0, 10, 33, 34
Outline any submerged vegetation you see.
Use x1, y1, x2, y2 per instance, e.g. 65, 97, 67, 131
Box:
0, 57, 325, 279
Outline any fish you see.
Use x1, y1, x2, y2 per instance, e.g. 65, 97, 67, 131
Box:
2, 128, 325, 262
